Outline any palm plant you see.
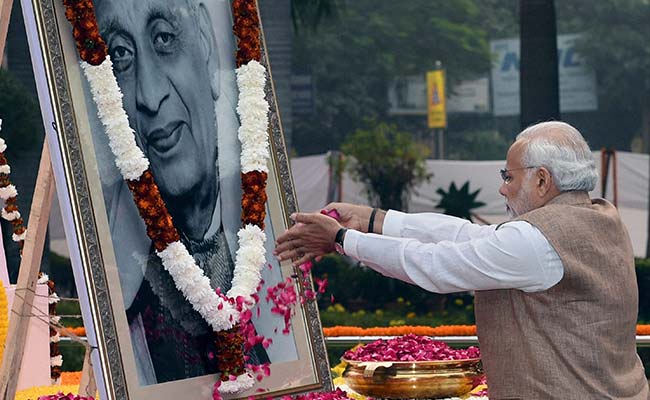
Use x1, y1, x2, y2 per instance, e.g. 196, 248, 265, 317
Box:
435, 181, 485, 221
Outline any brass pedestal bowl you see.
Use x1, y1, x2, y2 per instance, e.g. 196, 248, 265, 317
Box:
342, 358, 484, 399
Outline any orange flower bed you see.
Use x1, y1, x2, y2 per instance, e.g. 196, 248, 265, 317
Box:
64, 324, 650, 338
324, 325, 650, 337
323, 325, 477, 337
637, 325, 650, 335
62, 327, 86, 337
61, 371, 83, 385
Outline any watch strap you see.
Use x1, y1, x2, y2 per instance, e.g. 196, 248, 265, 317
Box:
335, 228, 348, 247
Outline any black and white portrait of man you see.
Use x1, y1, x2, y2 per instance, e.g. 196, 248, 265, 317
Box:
84, 0, 297, 385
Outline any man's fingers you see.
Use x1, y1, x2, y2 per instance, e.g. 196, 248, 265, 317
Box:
291, 212, 324, 224
292, 253, 313, 268
276, 224, 303, 245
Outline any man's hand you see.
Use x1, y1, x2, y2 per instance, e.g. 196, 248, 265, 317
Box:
274, 212, 343, 266
324, 202, 385, 234
324, 202, 373, 232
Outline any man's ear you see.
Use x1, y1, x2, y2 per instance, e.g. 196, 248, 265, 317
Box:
198, 3, 219, 100
536, 167, 554, 196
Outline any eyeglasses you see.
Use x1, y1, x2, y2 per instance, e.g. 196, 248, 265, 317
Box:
499, 166, 539, 184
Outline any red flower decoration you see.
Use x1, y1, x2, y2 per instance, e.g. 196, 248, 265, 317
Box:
343, 334, 481, 362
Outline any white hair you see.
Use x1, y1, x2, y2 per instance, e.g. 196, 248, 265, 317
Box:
516, 121, 598, 192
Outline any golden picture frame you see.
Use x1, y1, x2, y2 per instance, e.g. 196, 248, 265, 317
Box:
21, 0, 332, 398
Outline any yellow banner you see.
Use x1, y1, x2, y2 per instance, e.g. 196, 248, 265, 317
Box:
427, 70, 447, 128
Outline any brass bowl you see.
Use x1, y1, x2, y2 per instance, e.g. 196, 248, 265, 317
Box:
341, 358, 484, 399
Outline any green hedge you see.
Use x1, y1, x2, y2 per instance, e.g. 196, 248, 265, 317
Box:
314, 256, 650, 327
636, 258, 650, 323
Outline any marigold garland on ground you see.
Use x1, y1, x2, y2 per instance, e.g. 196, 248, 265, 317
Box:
324, 324, 650, 337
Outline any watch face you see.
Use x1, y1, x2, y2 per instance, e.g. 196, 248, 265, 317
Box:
334, 242, 345, 255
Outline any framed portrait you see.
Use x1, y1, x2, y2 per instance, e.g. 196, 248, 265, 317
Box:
21, 0, 332, 398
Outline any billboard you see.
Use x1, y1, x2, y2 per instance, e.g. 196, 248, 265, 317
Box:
388, 76, 489, 115
427, 70, 447, 128
490, 33, 598, 116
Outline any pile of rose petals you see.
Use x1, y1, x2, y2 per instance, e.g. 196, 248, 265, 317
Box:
281, 388, 353, 400
343, 334, 480, 361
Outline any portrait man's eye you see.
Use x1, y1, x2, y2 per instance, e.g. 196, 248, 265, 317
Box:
151, 21, 178, 54
108, 38, 134, 72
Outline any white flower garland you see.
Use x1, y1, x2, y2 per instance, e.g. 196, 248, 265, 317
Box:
0, 185, 17, 200
81, 60, 148, 180
50, 355, 63, 367
81, 54, 271, 393
0, 119, 27, 246
236, 60, 270, 173
218, 372, 255, 394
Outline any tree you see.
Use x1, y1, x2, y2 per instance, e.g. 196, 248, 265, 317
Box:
555, 0, 650, 255
341, 122, 430, 211
291, 0, 342, 32
292, 0, 492, 155
0, 69, 41, 157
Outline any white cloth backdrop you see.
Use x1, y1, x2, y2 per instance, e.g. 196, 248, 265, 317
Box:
291, 151, 650, 257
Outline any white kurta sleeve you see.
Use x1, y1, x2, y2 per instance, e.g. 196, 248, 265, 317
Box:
344, 221, 563, 294
382, 210, 498, 243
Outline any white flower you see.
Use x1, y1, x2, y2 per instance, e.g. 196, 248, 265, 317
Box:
48, 292, 60, 304
236, 60, 270, 173
157, 241, 237, 331
50, 332, 61, 343
50, 355, 63, 367
218, 371, 255, 394
0, 185, 17, 200
2, 208, 20, 221
12, 231, 26, 242
0, 165, 11, 174
38, 273, 49, 284
228, 225, 266, 304
81, 58, 149, 180
0, 138, 6, 154
51, 315, 61, 324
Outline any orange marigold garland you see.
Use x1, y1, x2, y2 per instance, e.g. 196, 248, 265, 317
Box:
241, 171, 268, 228
62, 0, 106, 66
232, 0, 261, 67
126, 170, 180, 252
212, 0, 272, 393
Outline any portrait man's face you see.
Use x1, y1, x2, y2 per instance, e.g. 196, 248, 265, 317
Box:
95, 0, 219, 202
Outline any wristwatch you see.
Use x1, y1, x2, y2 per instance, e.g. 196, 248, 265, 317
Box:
334, 228, 348, 255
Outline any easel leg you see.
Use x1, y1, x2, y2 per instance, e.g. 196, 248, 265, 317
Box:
0, 142, 55, 400
0, 0, 14, 67
79, 346, 97, 398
